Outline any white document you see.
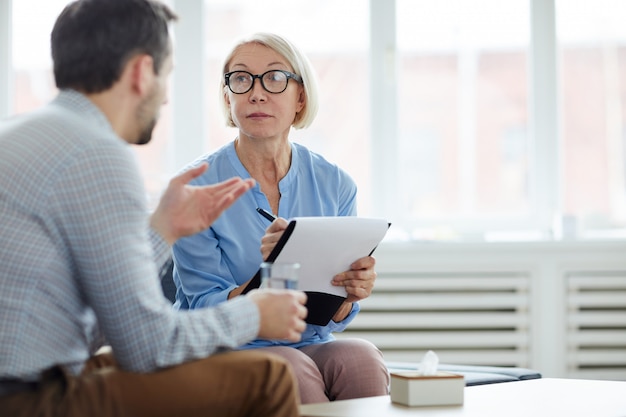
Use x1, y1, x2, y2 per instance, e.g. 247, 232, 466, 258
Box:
269, 217, 390, 297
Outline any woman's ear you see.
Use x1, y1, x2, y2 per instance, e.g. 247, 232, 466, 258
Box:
224, 88, 236, 127
296, 87, 306, 113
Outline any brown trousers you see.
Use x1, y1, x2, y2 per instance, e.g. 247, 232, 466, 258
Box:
0, 350, 299, 417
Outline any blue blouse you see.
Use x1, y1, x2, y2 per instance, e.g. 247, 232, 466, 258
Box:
172, 141, 360, 348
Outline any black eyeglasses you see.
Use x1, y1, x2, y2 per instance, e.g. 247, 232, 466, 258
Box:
224, 70, 303, 94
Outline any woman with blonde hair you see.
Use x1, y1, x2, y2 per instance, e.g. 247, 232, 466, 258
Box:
172, 32, 389, 404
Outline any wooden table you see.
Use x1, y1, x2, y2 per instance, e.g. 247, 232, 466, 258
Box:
300, 378, 626, 417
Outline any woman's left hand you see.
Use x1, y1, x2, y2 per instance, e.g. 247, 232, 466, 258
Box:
331, 256, 377, 303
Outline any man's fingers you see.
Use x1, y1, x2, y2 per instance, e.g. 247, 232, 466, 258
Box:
287, 311, 307, 342
213, 179, 255, 207
214, 176, 253, 191
294, 290, 308, 306
251, 289, 309, 341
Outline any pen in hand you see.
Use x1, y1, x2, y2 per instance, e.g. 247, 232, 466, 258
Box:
256, 207, 277, 222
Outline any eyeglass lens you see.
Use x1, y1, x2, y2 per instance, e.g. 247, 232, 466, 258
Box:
228, 70, 290, 94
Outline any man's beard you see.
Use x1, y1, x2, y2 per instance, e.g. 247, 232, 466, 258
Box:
136, 118, 157, 146
135, 85, 160, 146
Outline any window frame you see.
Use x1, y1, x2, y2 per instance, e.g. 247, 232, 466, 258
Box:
368, 0, 559, 237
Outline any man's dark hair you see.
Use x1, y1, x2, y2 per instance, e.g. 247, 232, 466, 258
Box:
51, 0, 178, 93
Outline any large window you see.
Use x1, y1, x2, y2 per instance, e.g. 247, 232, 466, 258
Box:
557, 0, 626, 238
396, 0, 531, 239
3, 0, 626, 241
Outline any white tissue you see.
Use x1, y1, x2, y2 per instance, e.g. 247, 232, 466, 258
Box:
420, 350, 439, 376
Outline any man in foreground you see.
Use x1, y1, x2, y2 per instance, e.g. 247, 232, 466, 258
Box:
0, 1, 307, 416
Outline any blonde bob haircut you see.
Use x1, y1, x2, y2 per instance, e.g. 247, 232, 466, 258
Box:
220, 32, 320, 130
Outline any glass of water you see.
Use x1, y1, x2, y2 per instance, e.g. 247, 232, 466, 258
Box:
260, 262, 300, 289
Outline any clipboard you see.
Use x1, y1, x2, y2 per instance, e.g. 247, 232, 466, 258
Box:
242, 217, 391, 325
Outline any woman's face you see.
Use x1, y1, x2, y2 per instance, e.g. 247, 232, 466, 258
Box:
225, 43, 305, 141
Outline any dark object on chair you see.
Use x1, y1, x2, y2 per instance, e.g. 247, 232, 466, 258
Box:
386, 361, 541, 386
160, 259, 176, 303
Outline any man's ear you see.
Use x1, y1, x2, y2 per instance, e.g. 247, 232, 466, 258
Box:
128, 54, 155, 96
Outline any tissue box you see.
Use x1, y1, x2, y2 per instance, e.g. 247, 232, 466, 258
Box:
390, 371, 464, 407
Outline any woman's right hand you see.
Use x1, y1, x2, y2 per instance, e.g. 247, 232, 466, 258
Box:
260, 217, 289, 260
229, 217, 290, 300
